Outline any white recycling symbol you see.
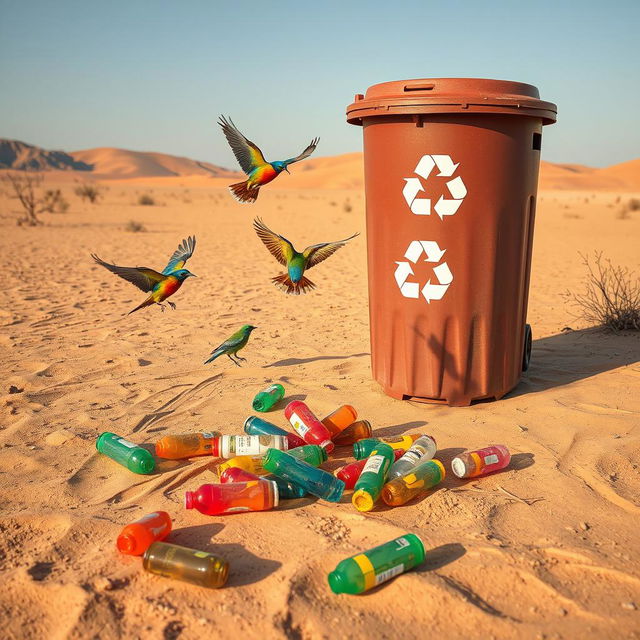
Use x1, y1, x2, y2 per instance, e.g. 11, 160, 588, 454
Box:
402, 154, 467, 219
394, 240, 453, 303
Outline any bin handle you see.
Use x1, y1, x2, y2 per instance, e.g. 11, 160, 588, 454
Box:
404, 82, 435, 92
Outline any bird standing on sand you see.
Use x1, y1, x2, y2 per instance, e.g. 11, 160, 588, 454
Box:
253, 218, 359, 295
204, 325, 257, 367
218, 116, 318, 203
92, 236, 197, 314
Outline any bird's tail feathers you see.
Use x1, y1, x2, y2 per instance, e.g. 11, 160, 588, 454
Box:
272, 273, 315, 295
229, 181, 259, 204
127, 296, 154, 315
204, 349, 225, 364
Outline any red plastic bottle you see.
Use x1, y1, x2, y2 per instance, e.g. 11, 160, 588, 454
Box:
116, 511, 172, 556
185, 481, 278, 515
335, 449, 405, 490
219, 467, 260, 484
285, 401, 334, 453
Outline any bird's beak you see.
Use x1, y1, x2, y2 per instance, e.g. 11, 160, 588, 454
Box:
190, 273, 198, 278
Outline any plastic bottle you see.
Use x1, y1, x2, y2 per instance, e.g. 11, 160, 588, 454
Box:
387, 435, 437, 481
252, 383, 285, 412
262, 448, 344, 502
328, 534, 425, 595
285, 401, 334, 453
288, 444, 327, 467
96, 432, 155, 474
321, 405, 358, 438
143, 541, 228, 589
211, 434, 288, 458
353, 434, 421, 460
352, 443, 394, 512
116, 511, 172, 555
382, 460, 445, 506
185, 480, 278, 515
451, 445, 511, 478
219, 467, 307, 500
335, 449, 405, 490
332, 420, 373, 446
244, 416, 306, 448
155, 432, 221, 459
216, 455, 266, 477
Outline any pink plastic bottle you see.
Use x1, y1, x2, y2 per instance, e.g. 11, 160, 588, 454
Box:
185, 481, 278, 515
451, 445, 511, 478
284, 401, 334, 453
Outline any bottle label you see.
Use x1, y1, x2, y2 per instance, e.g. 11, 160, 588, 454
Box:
231, 436, 268, 456
402, 448, 423, 464
362, 455, 384, 475
117, 437, 137, 449
375, 563, 404, 585
289, 413, 309, 436
265, 385, 279, 393
395, 537, 410, 550
383, 436, 404, 443
484, 454, 499, 465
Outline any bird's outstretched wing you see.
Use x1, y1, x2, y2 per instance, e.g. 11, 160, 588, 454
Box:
163, 236, 196, 274
302, 233, 360, 269
283, 137, 319, 166
218, 116, 267, 174
253, 217, 295, 267
92, 254, 165, 292
211, 328, 246, 353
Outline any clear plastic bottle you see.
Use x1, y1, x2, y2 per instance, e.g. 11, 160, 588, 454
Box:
328, 534, 425, 594
155, 432, 221, 459
262, 448, 344, 502
332, 420, 372, 446
285, 401, 334, 453
387, 435, 437, 481
185, 480, 278, 515
244, 416, 306, 448
382, 460, 445, 506
321, 405, 358, 438
451, 445, 511, 478
143, 541, 228, 589
116, 511, 172, 556
219, 466, 307, 499
211, 434, 288, 458
96, 432, 155, 474
252, 383, 285, 412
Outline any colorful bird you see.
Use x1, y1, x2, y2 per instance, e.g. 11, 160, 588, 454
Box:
218, 116, 319, 203
204, 325, 257, 366
253, 218, 359, 295
91, 236, 197, 315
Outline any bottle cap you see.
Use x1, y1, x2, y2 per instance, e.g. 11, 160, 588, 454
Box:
185, 491, 194, 509
318, 441, 332, 457
243, 416, 256, 432
352, 488, 374, 512
451, 457, 467, 478
136, 454, 156, 474
210, 437, 221, 457
327, 570, 345, 594
269, 480, 279, 507
154, 440, 167, 458
116, 533, 135, 554
431, 459, 446, 480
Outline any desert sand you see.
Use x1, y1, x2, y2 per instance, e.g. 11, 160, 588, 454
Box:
0, 156, 639, 639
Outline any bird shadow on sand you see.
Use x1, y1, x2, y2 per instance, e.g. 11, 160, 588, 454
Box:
168, 524, 281, 586
265, 353, 370, 368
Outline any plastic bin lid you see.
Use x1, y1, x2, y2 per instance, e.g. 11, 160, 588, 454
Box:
346, 78, 557, 125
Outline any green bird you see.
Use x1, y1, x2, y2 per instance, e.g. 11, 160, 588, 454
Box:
253, 218, 359, 295
204, 325, 257, 367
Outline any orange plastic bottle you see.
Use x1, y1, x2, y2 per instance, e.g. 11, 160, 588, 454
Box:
155, 432, 221, 459
321, 405, 358, 438
116, 511, 172, 556
333, 420, 373, 446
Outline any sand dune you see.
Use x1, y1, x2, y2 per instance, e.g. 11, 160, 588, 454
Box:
0, 178, 638, 639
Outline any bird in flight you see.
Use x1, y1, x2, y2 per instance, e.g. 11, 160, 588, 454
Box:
92, 236, 197, 314
204, 325, 257, 366
218, 116, 318, 203
253, 218, 358, 295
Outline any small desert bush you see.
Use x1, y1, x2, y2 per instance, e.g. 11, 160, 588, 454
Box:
138, 194, 155, 206
343, 198, 353, 213
42, 189, 70, 213
125, 220, 146, 232
567, 252, 640, 331
74, 182, 101, 203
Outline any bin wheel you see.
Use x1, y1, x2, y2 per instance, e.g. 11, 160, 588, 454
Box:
522, 324, 532, 372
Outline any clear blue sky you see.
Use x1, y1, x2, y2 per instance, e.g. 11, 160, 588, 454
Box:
1, 0, 638, 168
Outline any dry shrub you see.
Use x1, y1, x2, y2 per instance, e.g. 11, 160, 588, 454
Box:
125, 220, 146, 232
567, 252, 640, 331
74, 182, 101, 203
42, 189, 69, 213
138, 193, 155, 206
1, 172, 60, 225
343, 198, 353, 213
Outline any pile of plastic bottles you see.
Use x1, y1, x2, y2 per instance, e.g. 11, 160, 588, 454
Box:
97, 383, 511, 594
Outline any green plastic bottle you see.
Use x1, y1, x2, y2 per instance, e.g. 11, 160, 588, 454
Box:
328, 534, 425, 594
288, 444, 328, 467
252, 383, 285, 412
96, 432, 155, 474
352, 443, 394, 512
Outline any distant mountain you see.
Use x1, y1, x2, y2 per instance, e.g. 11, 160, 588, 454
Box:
0, 139, 92, 172
0, 139, 240, 179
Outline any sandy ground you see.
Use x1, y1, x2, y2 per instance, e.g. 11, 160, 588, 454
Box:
0, 179, 639, 640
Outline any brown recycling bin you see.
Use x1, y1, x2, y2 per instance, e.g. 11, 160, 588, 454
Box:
347, 78, 557, 406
